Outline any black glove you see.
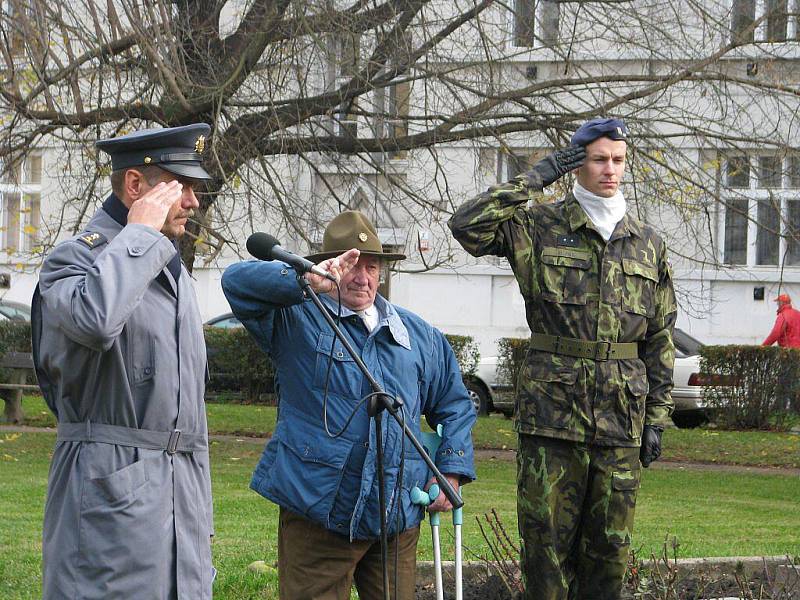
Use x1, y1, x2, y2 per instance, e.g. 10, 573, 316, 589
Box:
529, 145, 586, 188
639, 425, 663, 468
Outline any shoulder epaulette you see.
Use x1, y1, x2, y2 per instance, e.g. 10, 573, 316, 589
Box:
75, 231, 108, 249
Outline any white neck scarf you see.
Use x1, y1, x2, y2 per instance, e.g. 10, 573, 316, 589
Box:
572, 181, 627, 241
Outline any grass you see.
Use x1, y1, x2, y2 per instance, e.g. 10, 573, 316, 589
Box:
1, 431, 799, 599
15, 396, 800, 468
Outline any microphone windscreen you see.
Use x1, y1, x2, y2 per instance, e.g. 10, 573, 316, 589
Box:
246, 232, 280, 261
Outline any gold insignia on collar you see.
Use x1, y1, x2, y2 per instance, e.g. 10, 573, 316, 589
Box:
195, 135, 206, 154
358, 232, 368, 243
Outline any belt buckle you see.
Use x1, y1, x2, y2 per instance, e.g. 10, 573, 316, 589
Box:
167, 429, 182, 454
595, 341, 612, 361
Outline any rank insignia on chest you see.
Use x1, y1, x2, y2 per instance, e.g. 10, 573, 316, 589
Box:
77, 232, 108, 249
556, 234, 580, 248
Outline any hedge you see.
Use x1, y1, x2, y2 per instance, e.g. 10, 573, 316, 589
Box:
444, 334, 480, 377
700, 345, 800, 430
205, 329, 481, 403
496, 336, 527, 388
0, 320, 33, 383
0, 321, 482, 406
204, 325, 274, 402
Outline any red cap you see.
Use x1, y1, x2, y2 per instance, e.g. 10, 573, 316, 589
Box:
775, 293, 791, 304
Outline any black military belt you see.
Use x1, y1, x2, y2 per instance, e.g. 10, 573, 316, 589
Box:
529, 333, 639, 361
57, 421, 207, 454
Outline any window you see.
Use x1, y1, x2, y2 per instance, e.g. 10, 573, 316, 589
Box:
724, 197, 748, 264
326, 33, 361, 138
731, 0, 798, 42
722, 154, 800, 267
0, 153, 42, 253
499, 148, 545, 181
2, 0, 27, 57
375, 81, 410, 159
731, 0, 756, 43
726, 156, 750, 188
787, 200, 800, 264
766, 0, 788, 41
513, 0, 560, 47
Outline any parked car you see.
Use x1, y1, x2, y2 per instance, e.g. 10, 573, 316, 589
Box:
205, 312, 242, 329
0, 300, 31, 322
465, 328, 721, 427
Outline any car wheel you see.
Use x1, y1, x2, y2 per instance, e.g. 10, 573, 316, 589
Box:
465, 380, 490, 416
671, 410, 708, 429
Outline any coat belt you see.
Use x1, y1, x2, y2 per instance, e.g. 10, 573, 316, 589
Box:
529, 333, 639, 361
57, 421, 207, 454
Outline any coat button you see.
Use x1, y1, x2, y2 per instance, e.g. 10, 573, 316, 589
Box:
143, 367, 152, 375
280, 269, 288, 275
336, 352, 344, 358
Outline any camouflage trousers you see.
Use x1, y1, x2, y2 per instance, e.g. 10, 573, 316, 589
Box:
517, 434, 641, 600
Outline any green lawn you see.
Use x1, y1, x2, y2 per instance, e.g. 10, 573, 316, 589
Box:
16, 396, 800, 468
1, 431, 798, 599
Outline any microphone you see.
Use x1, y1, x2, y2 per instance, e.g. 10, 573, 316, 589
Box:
246, 232, 337, 282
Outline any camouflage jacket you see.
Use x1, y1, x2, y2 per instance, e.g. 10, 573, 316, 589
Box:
448, 170, 677, 447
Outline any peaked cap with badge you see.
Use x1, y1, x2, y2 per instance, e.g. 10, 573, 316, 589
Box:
306, 210, 406, 263
96, 123, 213, 180
570, 117, 629, 147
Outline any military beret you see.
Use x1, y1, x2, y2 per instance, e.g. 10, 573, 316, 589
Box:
95, 123, 212, 181
570, 118, 629, 147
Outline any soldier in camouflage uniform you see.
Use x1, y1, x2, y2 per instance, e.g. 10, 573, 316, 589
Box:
448, 118, 677, 600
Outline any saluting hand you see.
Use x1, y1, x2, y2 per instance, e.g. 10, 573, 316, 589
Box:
127, 181, 183, 233
306, 248, 361, 294
530, 145, 586, 188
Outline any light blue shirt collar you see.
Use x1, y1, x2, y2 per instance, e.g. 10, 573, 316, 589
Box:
318, 293, 411, 350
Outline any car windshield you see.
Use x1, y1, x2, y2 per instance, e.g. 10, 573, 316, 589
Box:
206, 314, 242, 328
673, 328, 702, 357
0, 302, 31, 321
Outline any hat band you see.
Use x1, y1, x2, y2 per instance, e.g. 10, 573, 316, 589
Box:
111, 151, 203, 171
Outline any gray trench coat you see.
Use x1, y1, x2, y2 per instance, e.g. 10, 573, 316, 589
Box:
32, 205, 213, 600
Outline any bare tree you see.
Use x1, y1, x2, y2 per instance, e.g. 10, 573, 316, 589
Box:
0, 0, 798, 290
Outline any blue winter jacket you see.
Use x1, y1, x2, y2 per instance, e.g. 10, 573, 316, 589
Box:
221, 260, 476, 541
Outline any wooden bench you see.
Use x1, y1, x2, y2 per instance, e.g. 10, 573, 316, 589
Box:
0, 352, 37, 424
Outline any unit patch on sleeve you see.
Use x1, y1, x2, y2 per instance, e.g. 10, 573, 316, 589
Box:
77, 232, 108, 249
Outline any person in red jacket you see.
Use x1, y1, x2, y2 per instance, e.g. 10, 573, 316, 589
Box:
762, 293, 800, 348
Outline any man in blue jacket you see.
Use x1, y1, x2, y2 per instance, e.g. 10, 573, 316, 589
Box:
222, 210, 476, 599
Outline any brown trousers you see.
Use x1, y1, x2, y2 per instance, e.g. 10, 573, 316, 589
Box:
278, 508, 420, 600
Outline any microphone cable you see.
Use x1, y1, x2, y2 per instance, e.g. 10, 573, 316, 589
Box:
313, 276, 408, 598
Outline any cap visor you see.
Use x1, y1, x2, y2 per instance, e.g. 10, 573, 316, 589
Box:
159, 162, 213, 181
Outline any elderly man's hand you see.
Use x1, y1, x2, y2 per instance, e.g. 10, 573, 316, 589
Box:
424, 474, 461, 513
306, 248, 360, 294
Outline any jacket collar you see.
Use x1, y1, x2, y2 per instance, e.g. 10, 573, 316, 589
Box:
102, 193, 129, 227
565, 192, 642, 241
319, 293, 411, 350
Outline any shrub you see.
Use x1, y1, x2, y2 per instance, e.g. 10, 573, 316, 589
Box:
444, 334, 480, 376
496, 337, 527, 388
700, 345, 800, 430
204, 326, 274, 403
0, 320, 33, 383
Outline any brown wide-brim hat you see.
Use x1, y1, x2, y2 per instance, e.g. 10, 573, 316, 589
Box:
305, 211, 406, 263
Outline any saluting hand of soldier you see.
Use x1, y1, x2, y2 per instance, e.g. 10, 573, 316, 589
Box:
307, 248, 361, 294
127, 180, 183, 233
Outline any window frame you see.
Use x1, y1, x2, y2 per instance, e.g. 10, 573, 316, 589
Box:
721, 153, 800, 268
510, 0, 561, 48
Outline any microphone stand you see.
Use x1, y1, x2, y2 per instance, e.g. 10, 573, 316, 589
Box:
297, 275, 463, 600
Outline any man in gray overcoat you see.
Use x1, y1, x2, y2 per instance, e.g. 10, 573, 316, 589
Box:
32, 124, 215, 599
